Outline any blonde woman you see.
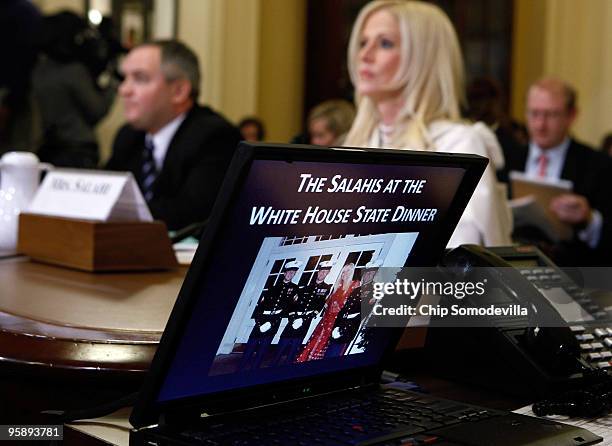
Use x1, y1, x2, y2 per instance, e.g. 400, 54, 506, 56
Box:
344, 0, 511, 246
297, 263, 359, 362
307, 99, 356, 146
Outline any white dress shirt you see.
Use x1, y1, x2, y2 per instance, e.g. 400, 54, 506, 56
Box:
146, 113, 187, 172
526, 138, 570, 180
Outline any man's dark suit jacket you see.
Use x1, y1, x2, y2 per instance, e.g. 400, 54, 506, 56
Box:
502, 139, 612, 265
106, 105, 241, 231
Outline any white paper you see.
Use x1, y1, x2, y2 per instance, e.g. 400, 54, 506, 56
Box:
510, 196, 573, 242
28, 169, 152, 222
173, 237, 199, 265
509, 170, 574, 241
509, 170, 574, 190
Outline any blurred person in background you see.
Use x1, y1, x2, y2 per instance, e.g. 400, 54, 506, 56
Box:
106, 40, 241, 231
600, 132, 612, 158
307, 99, 356, 146
502, 77, 612, 265
0, 0, 41, 154
238, 116, 266, 142
465, 77, 528, 184
32, 11, 118, 168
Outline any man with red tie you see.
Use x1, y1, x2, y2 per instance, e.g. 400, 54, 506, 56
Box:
504, 77, 612, 265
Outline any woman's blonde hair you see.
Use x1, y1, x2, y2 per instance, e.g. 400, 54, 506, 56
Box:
334, 262, 356, 292
344, 0, 465, 149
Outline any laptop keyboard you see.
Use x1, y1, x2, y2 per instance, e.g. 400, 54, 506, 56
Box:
179, 388, 498, 446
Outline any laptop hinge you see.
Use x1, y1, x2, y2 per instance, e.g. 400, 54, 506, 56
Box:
161, 382, 381, 427
159, 407, 201, 428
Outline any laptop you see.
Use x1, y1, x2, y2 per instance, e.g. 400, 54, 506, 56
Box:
130, 142, 600, 446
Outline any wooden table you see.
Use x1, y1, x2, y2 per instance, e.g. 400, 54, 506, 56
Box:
0, 257, 527, 429
0, 256, 186, 422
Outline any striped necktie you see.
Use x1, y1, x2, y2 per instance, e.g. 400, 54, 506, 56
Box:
141, 137, 157, 202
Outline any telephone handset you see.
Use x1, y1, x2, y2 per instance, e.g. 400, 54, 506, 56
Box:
423, 245, 610, 398
441, 245, 581, 376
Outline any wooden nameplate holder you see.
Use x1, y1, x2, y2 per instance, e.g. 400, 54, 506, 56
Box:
17, 213, 178, 272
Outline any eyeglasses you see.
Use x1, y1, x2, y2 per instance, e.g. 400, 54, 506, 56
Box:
526, 109, 568, 120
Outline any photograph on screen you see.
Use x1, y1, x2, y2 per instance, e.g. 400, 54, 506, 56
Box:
209, 232, 417, 376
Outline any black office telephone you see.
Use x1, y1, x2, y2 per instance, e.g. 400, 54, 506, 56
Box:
422, 245, 612, 399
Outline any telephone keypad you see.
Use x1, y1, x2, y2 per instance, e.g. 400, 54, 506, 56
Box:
518, 261, 612, 370
486, 247, 612, 381
594, 328, 607, 338
576, 334, 594, 341
520, 263, 612, 370
572, 326, 612, 367
518, 266, 609, 320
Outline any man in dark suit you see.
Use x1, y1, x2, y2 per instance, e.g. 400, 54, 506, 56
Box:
106, 40, 240, 230
273, 260, 333, 365
240, 261, 301, 371
504, 77, 612, 265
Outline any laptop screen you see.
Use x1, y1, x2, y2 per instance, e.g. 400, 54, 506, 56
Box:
132, 144, 486, 426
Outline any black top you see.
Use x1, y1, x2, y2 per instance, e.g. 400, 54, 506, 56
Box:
249, 280, 299, 339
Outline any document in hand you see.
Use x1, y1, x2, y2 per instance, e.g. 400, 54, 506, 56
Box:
509, 171, 574, 242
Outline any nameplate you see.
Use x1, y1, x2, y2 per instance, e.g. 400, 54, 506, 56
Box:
28, 169, 153, 222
